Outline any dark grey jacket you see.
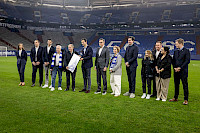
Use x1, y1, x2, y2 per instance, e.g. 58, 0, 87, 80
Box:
95, 46, 110, 69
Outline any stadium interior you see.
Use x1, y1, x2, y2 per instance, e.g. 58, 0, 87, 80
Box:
0, 0, 200, 59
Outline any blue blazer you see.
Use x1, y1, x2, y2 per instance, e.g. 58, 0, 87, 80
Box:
81, 46, 93, 68
124, 44, 139, 68
172, 47, 190, 77
16, 50, 27, 65
30, 46, 44, 63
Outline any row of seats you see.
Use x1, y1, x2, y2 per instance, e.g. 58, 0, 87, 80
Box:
0, 2, 199, 24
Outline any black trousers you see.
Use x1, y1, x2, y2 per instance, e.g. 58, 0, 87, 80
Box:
126, 66, 137, 93
32, 64, 43, 85
152, 75, 157, 95
66, 70, 76, 90
97, 67, 107, 91
174, 71, 189, 101
17, 61, 26, 82
82, 67, 91, 90
142, 76, 152, 94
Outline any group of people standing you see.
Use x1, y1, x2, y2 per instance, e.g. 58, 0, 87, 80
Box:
16, 36, 190, 105
140, 38, 190, 105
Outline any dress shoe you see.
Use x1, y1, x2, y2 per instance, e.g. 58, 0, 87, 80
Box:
85, 90, 90, 93
64, 88, 69, 91
21, 82, 25, 86
169, 98, 178, 102
79, 89, 86, 92
31, 84, 35, 87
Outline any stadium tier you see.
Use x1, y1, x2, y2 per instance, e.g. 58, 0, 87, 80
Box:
0, 2, 200, 24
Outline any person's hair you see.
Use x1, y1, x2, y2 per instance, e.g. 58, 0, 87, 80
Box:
128, 36, 135, 41
47, 39, 52, 41
176, 38, 184, 45
18, 43, 25, 50
156, 41, 162, 45
81, 38, 87, 42
68, 44, 74, 48
144, 50, 154, 60
163, 46, 170, 55
99, 38, 105, 42
56, 45, 62, 49
113, 46, 120, 53
34, 40, 40, 43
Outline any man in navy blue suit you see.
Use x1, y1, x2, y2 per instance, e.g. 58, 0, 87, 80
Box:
30, 40, 44, 87
42, 39, 55, 89
79, 38, 93, 93
123, 36, 139, 98
170, 38, 190, 105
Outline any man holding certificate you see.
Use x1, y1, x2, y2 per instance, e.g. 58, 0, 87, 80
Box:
64, 44, 79, 92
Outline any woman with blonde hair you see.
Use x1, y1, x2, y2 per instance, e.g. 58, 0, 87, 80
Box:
109, 46, 122, 97
141, 50, 154, 99
16, 43, 27, 86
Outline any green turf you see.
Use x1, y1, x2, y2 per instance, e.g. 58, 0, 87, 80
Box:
0, 57, 199, 133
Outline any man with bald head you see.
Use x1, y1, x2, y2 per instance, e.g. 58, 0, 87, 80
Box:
30, 40, 44, 87
50, 44, 64, 91
64, 44, 79, 92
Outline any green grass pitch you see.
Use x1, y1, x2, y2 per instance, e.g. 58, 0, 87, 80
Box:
0, 57, 199, 133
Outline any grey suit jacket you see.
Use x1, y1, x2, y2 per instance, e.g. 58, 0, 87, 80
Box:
95, 46, 110, 69
110, 54, 122, 75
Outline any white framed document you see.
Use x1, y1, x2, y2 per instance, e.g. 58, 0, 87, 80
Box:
68, 54, 81, 73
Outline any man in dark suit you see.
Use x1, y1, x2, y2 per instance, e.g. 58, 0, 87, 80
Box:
169, 38, 190, 105
79, 38, 93, 93
42, 39, 55, 88
94, 38, 110, 95
30, 40, 44, 87
123, 36, 139, 98
151, 41, 163, 97
64, 44, 79, 92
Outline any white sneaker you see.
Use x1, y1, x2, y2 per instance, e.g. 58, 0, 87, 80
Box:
162, 99, 167, 102
129, 93, 135, 98
50, 87, 55, 91
146, 94, 151, 99
58, 87, 62, 90
114, 94, 120, 97
102, 91, 107, 95
42, 84, 48, 88
111, 92, 115, 95
49, 85, 52, 88
123, 92, 130, 96
94, 91, 101, 94
156, 98, 160, 101
141, 93, 146, 99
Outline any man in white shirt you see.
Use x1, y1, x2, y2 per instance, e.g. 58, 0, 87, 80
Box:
50, 45, 64, 91
42, 39, 55, 88
94, 38, 110, 95
30, 40, 44, 87
151, 41, 162, 97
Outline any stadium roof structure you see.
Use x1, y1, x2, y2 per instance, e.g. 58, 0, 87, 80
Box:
2, 0, 200, 11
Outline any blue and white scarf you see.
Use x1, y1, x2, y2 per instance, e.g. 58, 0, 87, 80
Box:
110, 53, 118, 69
51, 52, 62, 68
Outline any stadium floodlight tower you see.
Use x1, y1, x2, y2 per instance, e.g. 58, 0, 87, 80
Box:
0, 46, 7, 57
